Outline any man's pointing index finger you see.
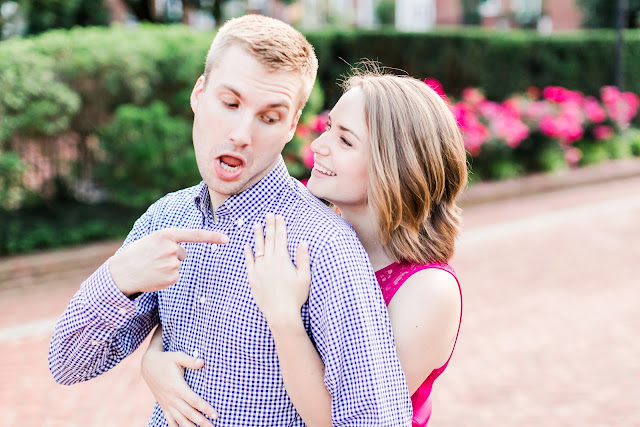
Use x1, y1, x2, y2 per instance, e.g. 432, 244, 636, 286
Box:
166, 228, 230, 244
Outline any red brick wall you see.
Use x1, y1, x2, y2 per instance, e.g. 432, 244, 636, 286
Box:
436, 0, 462, 26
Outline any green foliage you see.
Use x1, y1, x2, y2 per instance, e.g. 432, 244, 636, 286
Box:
575, 140, 610, 166
468, 140, 524, 181
0, 149, 26, 210
0, 201, 142, 255
375, 0, 395, 26
578, 0, 640, 29
95, 101, 198, 208
2, 24, 640, 253
305, 28, 640, 107
461, 0, 482, 25
0, 44, 80, 142
22, 0, 109, 35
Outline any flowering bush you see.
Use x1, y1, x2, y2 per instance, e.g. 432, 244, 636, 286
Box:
293, 81, 640, 183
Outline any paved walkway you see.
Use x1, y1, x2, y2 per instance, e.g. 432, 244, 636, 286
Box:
2, 161, 640, 426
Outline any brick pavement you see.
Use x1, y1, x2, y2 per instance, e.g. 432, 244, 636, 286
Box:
1, 159, 640, 426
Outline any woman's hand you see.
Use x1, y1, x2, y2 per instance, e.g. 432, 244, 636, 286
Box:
244, 213, 311, 327
141, 327, 218, 427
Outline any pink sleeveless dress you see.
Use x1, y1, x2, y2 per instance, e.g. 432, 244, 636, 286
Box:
375, 262, 462, 427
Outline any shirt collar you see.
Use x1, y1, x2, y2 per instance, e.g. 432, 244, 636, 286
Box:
193, 156, 291, 220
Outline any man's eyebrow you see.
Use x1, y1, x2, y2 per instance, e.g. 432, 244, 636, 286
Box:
221, 85, 290, 110
222, 85, 242, 99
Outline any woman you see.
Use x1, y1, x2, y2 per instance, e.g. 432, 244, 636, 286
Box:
141, 70, 468, 427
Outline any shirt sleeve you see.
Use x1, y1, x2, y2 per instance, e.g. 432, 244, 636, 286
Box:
308, 232, 412, 426
48, 211, 160, 385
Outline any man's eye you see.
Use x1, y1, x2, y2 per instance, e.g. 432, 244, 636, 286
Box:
262, 115, 279, 124
223, 101, 238, 108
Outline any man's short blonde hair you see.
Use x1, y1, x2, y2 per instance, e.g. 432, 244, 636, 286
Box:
204, 14, 318, 111
343, 70, 468, 264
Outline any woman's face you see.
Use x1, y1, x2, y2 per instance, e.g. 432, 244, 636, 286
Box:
307, 87, 370, 209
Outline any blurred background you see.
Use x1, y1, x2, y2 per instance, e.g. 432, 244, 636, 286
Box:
1, 0, 639, 425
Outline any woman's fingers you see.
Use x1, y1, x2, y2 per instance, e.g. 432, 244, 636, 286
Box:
165, 414, 179, 427
170, 351, 204, 371
253, 222, 265, 258
244, 244, 256, 282
274, 215, 289, 254
264, 212, 276, 254
186, 392, 219, 423
296, 241, 311, 283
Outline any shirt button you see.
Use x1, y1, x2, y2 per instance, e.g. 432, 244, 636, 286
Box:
193, 349, 200, 358
199, 296, 206, 304
118, 307, 127, 315
211, 245, 217, 252
91, 340, 101, 345
236, 217, 245, 227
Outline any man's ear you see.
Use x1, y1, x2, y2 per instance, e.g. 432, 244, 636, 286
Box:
190, 75, 206, 114
286, 109, 303, 143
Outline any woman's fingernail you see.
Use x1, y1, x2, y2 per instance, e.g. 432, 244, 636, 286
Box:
211, 411, 219, 419
266, 212, 274, 219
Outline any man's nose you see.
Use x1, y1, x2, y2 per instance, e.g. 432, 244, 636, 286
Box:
228, 113, 253, 147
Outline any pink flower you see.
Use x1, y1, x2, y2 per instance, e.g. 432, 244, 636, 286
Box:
300, 144, 315, 169
599, 86, 639, 127
539, 114, 560, 137
593, 125, 614, 140
564, 147, 582, 167
312, 112, 329, 133
462, 88, 485, 106
583, 97, 606, 123
495, 116, 529, 148
296, 123, 311, 138
524, 100, 553, 121
622, 92, 640, 122
300, 179, 308, 187
543, 86, 583, 104
424, 78, 449, 102
501, 98, 522, 120
451, 103, 489, 155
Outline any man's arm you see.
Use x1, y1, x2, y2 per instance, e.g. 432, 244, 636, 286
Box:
48, 204, 230, 385
48, 211, 160, 385
309, 232, 412, 426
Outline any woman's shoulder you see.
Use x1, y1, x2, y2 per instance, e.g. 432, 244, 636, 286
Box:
395, 266, 460, 306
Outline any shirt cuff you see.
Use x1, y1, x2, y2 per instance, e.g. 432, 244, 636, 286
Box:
82, 258, 139, 328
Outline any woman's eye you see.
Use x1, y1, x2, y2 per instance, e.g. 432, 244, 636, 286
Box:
324, 122, 331, 131
341, 137, 352, 147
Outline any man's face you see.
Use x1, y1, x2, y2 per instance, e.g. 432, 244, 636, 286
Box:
190, 44, 302, 209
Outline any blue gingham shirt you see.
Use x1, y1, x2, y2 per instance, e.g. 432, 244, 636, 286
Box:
49, 157, 412, 426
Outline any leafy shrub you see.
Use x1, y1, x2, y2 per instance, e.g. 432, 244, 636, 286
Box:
95, 101, 198, 208
0, 150, 27, 210
0, 201, 142, 255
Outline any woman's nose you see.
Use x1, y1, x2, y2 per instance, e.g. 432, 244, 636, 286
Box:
310, 132, 329, 156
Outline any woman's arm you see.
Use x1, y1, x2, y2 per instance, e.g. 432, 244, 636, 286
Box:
243, 213, 332, 426
387, 268, 461, 394
141, 325, 218, 427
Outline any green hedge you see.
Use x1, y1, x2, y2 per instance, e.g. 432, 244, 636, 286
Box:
305, 27, 640, 108
2, 24, 640, 254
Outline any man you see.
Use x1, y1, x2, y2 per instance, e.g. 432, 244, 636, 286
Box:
49, 15, 412, 426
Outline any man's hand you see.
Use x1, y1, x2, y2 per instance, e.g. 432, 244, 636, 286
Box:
110, 228, 229, 297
